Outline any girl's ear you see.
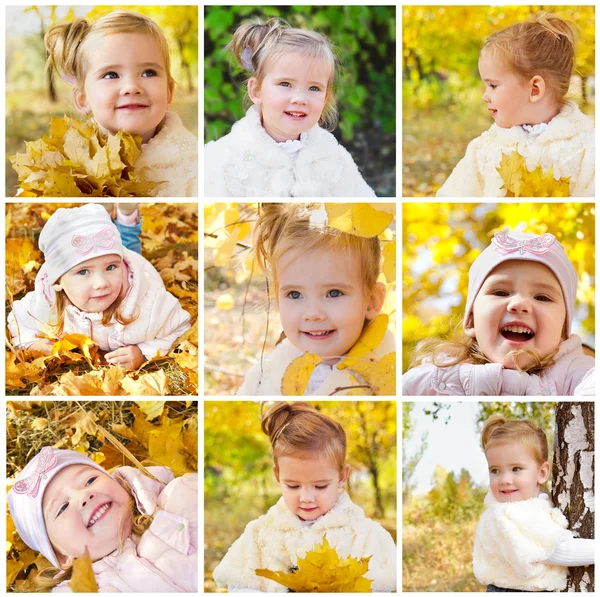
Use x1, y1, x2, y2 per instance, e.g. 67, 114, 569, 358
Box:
167, 80, 175, 105
365, 282, 386, 320
58, 553, 73, 570
273, 464, 280, 483
247, 77, 261, 104
338, 464, 351, 487
73, 87, 90, 114
538, 461, 550, 485
465, 314, 477, 337
529, 75, 546, 103
52, 283, 63, 292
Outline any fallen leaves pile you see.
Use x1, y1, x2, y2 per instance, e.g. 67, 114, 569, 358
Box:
9, 116, 159, 197
7, 400, 198, 592
256, 536, 373, 592
497, 151, 571, 197
6, 203, 198, 396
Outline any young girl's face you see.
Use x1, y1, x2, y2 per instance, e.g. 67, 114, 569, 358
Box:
277, 246, 383, 364
58, 254, 124, 313
42, 464, 132, 565
469, 260, 566, 368
479, 53, 538, 128
274, 454, 349, 521
248, 51, 331, 143
486, 441, 549, 502
75, 33, 171, 144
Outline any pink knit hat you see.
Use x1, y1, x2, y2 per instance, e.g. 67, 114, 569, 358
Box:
464, 231, 578, 336
7, 447, 110, 568
38, 204, 124, 284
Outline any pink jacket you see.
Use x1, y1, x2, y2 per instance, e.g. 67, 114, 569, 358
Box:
403, 334, 594, 396
53, 467, 198, 593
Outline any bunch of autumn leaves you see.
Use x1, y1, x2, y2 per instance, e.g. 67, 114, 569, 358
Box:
10, 116, 158, 197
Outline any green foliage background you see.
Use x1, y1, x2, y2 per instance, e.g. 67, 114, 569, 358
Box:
204, 5, 396, 197
402, 5, 596, 196
402, 202, 595, 373
5, 5, 198, 197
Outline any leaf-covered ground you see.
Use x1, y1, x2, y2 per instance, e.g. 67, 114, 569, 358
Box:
7, 400, 198, 592
6, 203, 198, 396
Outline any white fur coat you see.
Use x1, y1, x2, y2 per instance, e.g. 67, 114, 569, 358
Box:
135, 112, 198, 197
437, 101, 595, 197
473, 492, 572, 591
212, 491, 396, 592
204, 105, 376, 197
237, 329, 396, 396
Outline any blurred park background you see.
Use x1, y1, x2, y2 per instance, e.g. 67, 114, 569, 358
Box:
402, 203, 595, 373
403, 401, 555, 592
205, 400, 397, 592
204, 203, 397, 395
402, 5, 595, 196
205, 6, 396, 197
6, 5, 198, 197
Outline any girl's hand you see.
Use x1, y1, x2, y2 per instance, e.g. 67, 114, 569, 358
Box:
29, 338, 55, 355
105, 345, 146, 370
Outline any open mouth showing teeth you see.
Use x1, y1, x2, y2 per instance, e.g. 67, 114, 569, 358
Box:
500, 326, 535, 342
87, 502, 112, 528
303, 330, 334, 338
285, 111, 307, 119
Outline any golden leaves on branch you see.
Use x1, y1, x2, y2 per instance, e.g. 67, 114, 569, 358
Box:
9, 116, 159, 197
497, 151, 571, 197
256, 536, 373, 592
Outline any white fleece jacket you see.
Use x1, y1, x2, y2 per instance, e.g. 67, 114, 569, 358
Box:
204, 105, 376, 197
237, 329, 396, 396
8, 248, 191, 360
473, 492, 573, 591
437, 101, 595, 197
212, 491, 396, 592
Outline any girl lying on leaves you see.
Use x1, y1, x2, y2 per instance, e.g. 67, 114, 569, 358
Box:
12, 10, 197, 197
237, 203, 395, 396
212, 402, 397, 592
8, 447, 198, 592
8, 204, 190, 370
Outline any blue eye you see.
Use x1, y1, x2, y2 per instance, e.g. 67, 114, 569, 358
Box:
327, 289, 343, 298
142, 69, 158, 77
512, 467, 522, 472
287, 291, 302, 299
102, 71, 119, 79
309, 86, 321, 92
77, 269, 90, 276
106, 264, 118, 271
86, 476, 97, 486
279, 81, 291, 87
57, 503, 68, 516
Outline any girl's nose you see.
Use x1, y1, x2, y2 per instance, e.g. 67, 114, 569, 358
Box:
299, 488, 315, 503
291, 91, 308, 105
303, 302, 326, 321
482, 89, 489, 103
121, 76, 143, 95
93, 273, 110, 289
507, 294, 531, 313
81, 492, 95, 508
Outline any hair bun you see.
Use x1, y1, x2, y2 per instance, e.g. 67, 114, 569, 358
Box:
481, 414, 506, 450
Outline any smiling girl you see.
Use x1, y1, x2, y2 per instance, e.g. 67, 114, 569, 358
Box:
44, 10, 197, 196
8, 204, 190, 370
437, 12, 594, 197
8, 447, 198, 592
204, 17, 375, 197
473, 415, 594, 591
212, 402, 396, 592
403, 230, 594, 396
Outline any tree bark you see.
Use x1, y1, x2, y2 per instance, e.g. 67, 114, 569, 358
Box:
552, 402, 594, 592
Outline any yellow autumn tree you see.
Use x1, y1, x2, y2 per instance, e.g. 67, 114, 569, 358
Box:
402, 202, 595, 373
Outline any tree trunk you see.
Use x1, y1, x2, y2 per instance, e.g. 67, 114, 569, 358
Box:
552, 402, 594, 592
370, 463, 385, 519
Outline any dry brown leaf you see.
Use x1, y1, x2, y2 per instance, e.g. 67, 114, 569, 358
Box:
121, 370, 169, 396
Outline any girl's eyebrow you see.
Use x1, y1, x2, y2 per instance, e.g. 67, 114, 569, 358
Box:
483, 78, 500, 83
279, 283, 353, 292
282, 478, 333, 483
94, 62, 164, 75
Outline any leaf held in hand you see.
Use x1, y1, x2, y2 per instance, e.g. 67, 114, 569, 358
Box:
281, 353, 322, 396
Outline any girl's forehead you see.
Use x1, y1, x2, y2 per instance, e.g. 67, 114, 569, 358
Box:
84, 32, 166, 68
267, 51, 333, 82
486, 260, 560, 286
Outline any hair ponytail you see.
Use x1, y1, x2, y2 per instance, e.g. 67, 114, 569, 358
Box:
45, 18, 91, 87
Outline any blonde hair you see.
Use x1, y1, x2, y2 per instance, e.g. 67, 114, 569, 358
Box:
52, 279, 138, 336
228, 17, 338, 130
45, 10, 175, 96
253, 203, 381, 300
481, 11, 578, 106
482, 414, 549, 467
261, 402, 347, 474
25, 476, 153, 592
409, 320, 561, 374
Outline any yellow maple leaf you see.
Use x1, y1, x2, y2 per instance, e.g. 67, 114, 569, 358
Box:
120, 370, 169, 396
281, 353, 322, 396
70, 548, 98, 592
148, 422, 190, 476
337, 314, 388, 371
135, 401, 166, 421
51, 333, 98, 368
326, 203, 394, 238
382, 240, 396, 283
256, 536, 373, 592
